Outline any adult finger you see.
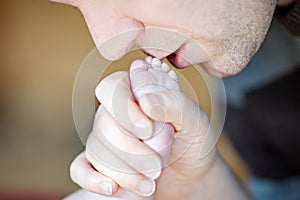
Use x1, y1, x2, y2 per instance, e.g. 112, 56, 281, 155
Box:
139, 90, 209, 136
138, 90, 217, 173
70, 152, 118, 195
95, 71, 153, 139
89, 105, 162, 180
85, 136, 156, 197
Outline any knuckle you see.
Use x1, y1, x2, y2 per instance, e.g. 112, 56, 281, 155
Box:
95, 71, 127, 101
69, 165, 77, 183
69, 157, 82, 184
95, 81, 107, 102
93, 108, 115, 138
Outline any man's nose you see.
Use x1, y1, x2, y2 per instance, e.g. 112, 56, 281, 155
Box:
76, 1, 145, 61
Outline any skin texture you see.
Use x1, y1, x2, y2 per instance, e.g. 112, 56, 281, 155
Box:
49, 0, 292, 199
68, 72, 246, 200
53, 0, 277, 76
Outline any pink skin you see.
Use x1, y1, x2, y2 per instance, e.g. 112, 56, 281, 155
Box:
52, 0, 278, 77
51, 0, 295, 199
67, 58, 180, 200
65, 60, 182, 200
129, 57, 180, 164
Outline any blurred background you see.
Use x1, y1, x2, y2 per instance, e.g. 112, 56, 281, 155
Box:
0, 0, 93, 198
0, 0, 300, 200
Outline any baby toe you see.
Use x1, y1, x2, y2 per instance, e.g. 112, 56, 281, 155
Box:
168, 70, 178, 81
145, 56, 153, 64
130, 59, 149, 72
151, 58, 161, 68
161, 62, 170, 72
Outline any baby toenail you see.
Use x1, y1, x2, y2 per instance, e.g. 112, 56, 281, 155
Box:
161, 62, 170, 72
145, 56, 153, 64
151, 58, 161, 68
168, 70, 178, 81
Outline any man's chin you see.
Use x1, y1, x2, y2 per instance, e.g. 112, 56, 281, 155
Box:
199, 53, 249, 78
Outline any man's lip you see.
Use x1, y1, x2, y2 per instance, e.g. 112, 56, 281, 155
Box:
167, 52, 234, 78
141, 49, 173, 60
141, 49, 191, 69
167, 53, 191, 69
141, 44, 232, 77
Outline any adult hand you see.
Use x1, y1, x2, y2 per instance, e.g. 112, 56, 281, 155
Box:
69, 70, 217, 199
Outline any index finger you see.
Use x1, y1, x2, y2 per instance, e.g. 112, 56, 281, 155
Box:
95, 71, 153, 139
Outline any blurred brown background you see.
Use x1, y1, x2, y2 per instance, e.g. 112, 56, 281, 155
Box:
0, 0, 94, 197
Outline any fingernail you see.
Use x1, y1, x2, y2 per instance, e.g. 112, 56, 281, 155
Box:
98, 180, 113, 195
138, 180, 156, 196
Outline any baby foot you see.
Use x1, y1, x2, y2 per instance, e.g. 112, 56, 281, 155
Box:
130, 56, 180, 99
129, 56, 181, 163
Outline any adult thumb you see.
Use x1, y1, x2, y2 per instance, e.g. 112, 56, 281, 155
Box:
138, 90, 217, 173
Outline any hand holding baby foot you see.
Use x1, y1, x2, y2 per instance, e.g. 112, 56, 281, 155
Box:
129, 57, 180, 164
66, 57, 218, 200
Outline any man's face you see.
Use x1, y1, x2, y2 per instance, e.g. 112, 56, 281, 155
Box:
55, 0, 277, 77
